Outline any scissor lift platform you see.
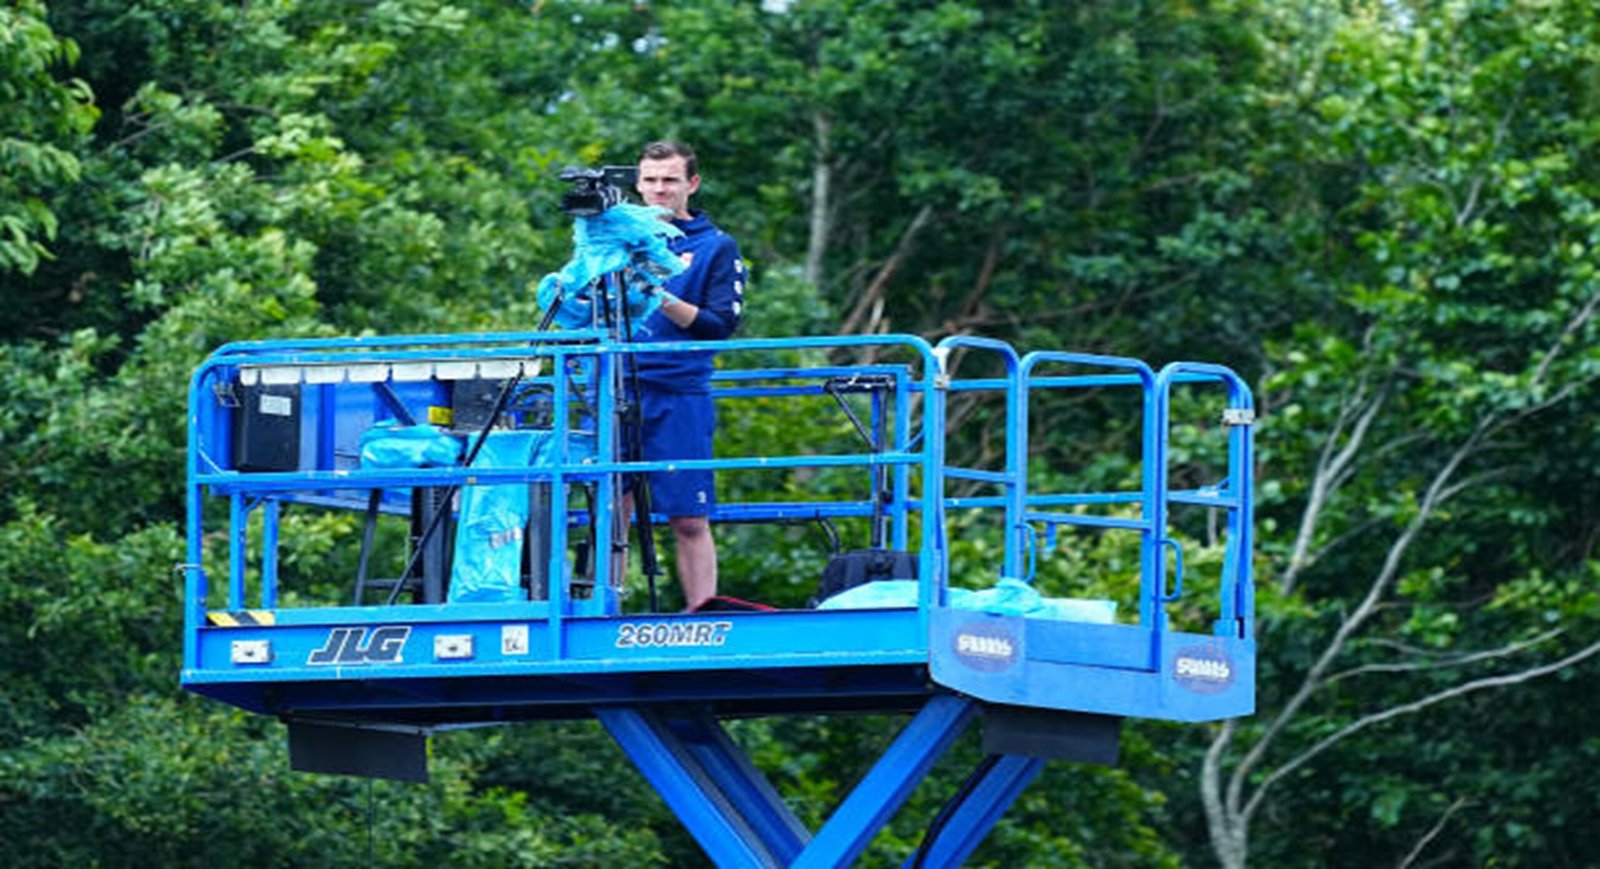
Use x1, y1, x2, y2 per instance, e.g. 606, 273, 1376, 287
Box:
187, 605, 1253, 725
181, 331, 1254, 865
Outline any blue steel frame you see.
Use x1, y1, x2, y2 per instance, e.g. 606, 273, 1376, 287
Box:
181, 330, 1255, 865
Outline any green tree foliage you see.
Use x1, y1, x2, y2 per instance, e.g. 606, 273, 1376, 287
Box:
1190, 2, 1600, 866
0, 0, 96, 278
1, 0, 1596, 866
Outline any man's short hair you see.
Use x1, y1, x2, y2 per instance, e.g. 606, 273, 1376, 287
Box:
639, 140, 697, 178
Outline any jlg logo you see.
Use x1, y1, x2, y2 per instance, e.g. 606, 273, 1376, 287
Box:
306, 626, 411, 666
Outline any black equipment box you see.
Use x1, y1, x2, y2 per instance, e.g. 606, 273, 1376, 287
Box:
232, 383, 301, 472
814, 549, 918, 605
451, 378, 508, 431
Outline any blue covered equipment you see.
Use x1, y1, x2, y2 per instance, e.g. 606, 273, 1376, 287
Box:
536, 202, 686, 336
358, 421, 463, 469
448, 431, 538, 603
447, 430, 598, 604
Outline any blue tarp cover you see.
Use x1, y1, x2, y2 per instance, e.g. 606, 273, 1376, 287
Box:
536, 203, 686, 337
358, 422, 463, 468
448, 431, 538, 603
817, 577, 1117, 624
448, 430, 597, 604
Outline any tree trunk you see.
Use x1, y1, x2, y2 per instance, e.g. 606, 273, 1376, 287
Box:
803, 111, 832, 289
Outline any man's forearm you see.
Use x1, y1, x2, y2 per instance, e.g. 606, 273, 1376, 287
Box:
658, 292, 699, 329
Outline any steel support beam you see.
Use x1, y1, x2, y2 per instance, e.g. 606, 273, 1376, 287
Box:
596, 707, 804, 868
902, 754, 1043, 868
665, 714, 811, 864
601, 697, 1047, 867
792, 695, 977, 868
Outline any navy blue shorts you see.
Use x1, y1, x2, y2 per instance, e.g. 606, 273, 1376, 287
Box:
633, 389, 716, 517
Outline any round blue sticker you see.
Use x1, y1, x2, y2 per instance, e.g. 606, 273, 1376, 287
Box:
1173, 644, 1235, 694
952, 620, 1020, 672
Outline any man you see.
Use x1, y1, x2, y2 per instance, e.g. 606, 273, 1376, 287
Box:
628, 140, 745, 611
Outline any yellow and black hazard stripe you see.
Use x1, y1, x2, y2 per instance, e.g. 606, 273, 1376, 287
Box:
206, 610, 277, 627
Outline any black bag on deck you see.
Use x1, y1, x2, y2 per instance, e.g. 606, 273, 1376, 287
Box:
814, 549, 918, 606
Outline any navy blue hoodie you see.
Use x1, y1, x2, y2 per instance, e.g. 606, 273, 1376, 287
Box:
635, 210, 744, 392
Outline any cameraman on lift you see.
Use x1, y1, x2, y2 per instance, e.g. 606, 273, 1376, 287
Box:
626, 140, 746, 612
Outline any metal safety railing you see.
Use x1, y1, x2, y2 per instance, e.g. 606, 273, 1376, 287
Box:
184, 331, 1253, 646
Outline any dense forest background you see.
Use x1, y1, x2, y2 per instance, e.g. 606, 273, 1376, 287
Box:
3, 0, 1598, 865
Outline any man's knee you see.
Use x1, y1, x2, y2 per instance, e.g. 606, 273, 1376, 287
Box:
669, 516, 711, 540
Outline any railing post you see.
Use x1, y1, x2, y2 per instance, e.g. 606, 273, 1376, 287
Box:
1154, 363, 1256, 638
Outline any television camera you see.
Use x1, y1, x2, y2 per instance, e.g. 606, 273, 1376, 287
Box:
559, 165, 639, 217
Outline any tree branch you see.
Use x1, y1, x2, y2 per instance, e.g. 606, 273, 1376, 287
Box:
1434, 466, 1514, 505
961, 233, 1003, 322
1398, 797, 1469, 869
1281, 375, 1389, 596
1323, 628, 1564, 686
1219, 282, 1599, 855
1293, 514, 1386, 577
1243, 636, 1600, 822
1229, 415, 1492, 819
839, 204, 934, 336
1202, 718, 1246, 869
1528, 287, 1600, 391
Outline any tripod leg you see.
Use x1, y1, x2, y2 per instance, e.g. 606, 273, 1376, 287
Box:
352, 490, 382, 606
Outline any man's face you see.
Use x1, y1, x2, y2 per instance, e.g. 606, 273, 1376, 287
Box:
637, 156, 699, 219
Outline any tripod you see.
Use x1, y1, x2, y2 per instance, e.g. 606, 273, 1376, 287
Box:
367, 263, 668, 612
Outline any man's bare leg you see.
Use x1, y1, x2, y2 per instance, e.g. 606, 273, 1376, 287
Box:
670, 516, 717, 610
619, 494, 717, 610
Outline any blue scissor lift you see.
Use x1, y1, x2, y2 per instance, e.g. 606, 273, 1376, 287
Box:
182, 328, 1255, 867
